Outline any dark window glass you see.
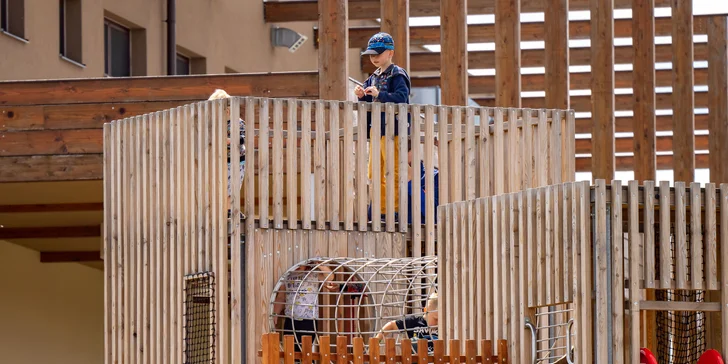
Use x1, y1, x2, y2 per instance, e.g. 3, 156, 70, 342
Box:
176, 53, 190, 75
104, 19, 131, 77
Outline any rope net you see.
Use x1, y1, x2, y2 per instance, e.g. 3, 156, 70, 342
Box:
654, 223, 705, 364
183, 272, 216, 364
269, 256, 438, 352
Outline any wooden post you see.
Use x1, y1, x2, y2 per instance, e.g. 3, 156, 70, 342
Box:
672, 0, 695, 182
545, 0, 568, 109
495, 0, 521, 107
708, 16, 728, 184
318, 0, 349, 101
381, 0, 410, 71
440, 0, 468, 106
707, 14, 728, 353
632, 0, 657, 183
590, 0, 615, 181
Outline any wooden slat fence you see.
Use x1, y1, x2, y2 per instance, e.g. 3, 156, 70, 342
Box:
258, 333, 508, 364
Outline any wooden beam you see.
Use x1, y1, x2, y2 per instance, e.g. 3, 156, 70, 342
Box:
590, 0, 616, 181
575, 153, 710, 172
0, 225, 101, 239
632, 0, 657, 183
708, 16, 728, 184
362, 43, 712, 74
545, 0, 569, 109
0, 202, 103, 213
265, 0, 673, 22
495, 0, 521, 107
0, 154, 103, 182
575, 134, 710, 154
672, 0, 696, 182
346, 16, 713, 49
1, 129, 103, 157
381, 0, 410, 70
410, 67, 709, 95
440, 0, 468, 106
318, 0, 348, 101
40, 251, 102, 263
0, 72, 319, 106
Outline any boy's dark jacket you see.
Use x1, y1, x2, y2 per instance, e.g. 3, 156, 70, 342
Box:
357, 64, 411, 139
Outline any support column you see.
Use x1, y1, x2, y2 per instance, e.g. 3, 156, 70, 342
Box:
671, 0, 696, 182
381, 0, 410, 71
440, 0, 468, 106
632, 0, 657, 183
318, 0, 349, 101
495, 0, 521, 107
590, 0, 615, 181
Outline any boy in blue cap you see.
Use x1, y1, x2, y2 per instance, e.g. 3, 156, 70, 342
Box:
354, 32, 412, 221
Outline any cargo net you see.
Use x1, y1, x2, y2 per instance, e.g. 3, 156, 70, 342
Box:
654, 224, 705, 364
183, 272, 216, 364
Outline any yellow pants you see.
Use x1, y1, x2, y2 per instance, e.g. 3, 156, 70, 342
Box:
368, 135, 400, 215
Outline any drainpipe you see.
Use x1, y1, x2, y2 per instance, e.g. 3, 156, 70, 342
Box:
167, 0, 176, 75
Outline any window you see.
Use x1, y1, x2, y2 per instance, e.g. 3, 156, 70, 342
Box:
176, 53, 190, 75
104, 19, 130, 77
59, 0, 82, 64
1, 0, 25, 39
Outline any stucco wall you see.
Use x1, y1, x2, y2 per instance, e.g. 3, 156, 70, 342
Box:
0, 240, 104, 364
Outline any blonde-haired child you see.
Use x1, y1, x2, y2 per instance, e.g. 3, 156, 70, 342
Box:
208, 89, 246, 217
375, 292, 438, 353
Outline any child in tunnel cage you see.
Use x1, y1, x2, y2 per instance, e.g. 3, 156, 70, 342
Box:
374, 292, 438, 354
272, 260, 338, 352
208, 89, 246, 219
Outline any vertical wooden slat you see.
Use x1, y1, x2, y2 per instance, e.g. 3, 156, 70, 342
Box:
301, 101, 313, 230
644, 181, 656, 288
425, 105, 436, 255
284, 335, 295, 364
720, 184, 728, 358
352, 337, 364, 364
111, 121, 120, 364
611, 180, 624, 364
690, 182, 704, 289
450, 339, 461, 364
465, 107, 476, 199
675, 182, 688, 289
484, 198, 493, 342
103, 124, 112, 364
385, 103, 396, 231
579, 181, 594, 363
259, 99, 270, 228
369, 337, 380, 364
356, 104, 368, 231
213, 100, 227, 364
708, 17, 728, 184
398, 103, 409, 232
465, 340, 476, 364
563, 111, 576, 182
143, 112, 151, 364
343, 102, 355, 230
527, 188, 536, 308
439, 107, 450, 204
432, 340, 445, 364
492, 196, 502, 342
497, 340, 508, 364
545, 186, 553, 304
549, 111, 563, 185
412, 105, 422, 254
315, 100, 328, 229
494, 109, 505, 195
590, 0, 615, 181
536, 110, 548, 188
384, 338, 396, 364
440, 0, 468, 106
507, 109, 521, 192
479, 108, 491, 197
195, 104, 205, 271
495, 0, 521, 107
444, 205, 453, 340
553, 184, 562, 304
508, 195, 519, 362
517, 192, 530, 364
481, 340, 493, 364
595, 180, 609, 363
230, 98, 243, 364
521, 110, 533, 191
287, 99, 298, 227
464, 202, 473, 342
330, 101, 341, 230
452, 204, 462, 339
628, 181, 641, 364
659, 181, 672, 289
536, 187, 545, 307
301, 336, 313, 364
273, 99, 284, 228
706, 184, 718, 290
451, 107, 463, 202
562, 182, 571, 300
164, 109, 174, 364
672, 0, 696, 182
131, 116, 140, 364
371, 103, 382, 232
474, 200, 484, 342
437, 205, 446, 340
632, 0, 657, 182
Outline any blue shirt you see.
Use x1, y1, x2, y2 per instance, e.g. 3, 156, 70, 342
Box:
358, 64, 412, 138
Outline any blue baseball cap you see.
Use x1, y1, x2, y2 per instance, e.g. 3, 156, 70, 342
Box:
361, 32, 395, 55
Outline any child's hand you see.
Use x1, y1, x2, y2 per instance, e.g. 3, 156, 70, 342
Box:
354, 85, 366, 98
364, 86, 379, 98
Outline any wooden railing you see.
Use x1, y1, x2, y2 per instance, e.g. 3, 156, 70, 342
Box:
258, 333, 508, 364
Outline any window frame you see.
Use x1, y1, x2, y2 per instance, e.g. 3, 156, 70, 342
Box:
1, 0, 27, 41
176, 52, 191, 75
103, 18, 131, 77
59, 0, 83, 65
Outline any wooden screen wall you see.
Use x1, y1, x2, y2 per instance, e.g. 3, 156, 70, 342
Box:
437, 181, 592, 363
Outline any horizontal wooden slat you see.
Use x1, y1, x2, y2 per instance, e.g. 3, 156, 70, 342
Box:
365, 43, 710, 73
0, 154, 103, 182
0, 101, 188, 131
0, 129, 103, 156
267, 0, 672, 22
639, 300, 722, 312
575, 153, 709, 172
40, 251, 102, 262
0, 72, 319, 106
0, 202, 103, 213
0, 225, 101, 239
575, 134, 710, 154
574, 114, 710, 134
474, 90, 709, 111
412, 68, 709, 95
346, 15, 710, 48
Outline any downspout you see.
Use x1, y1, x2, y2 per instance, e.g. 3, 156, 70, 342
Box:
167, 0, 176, 75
